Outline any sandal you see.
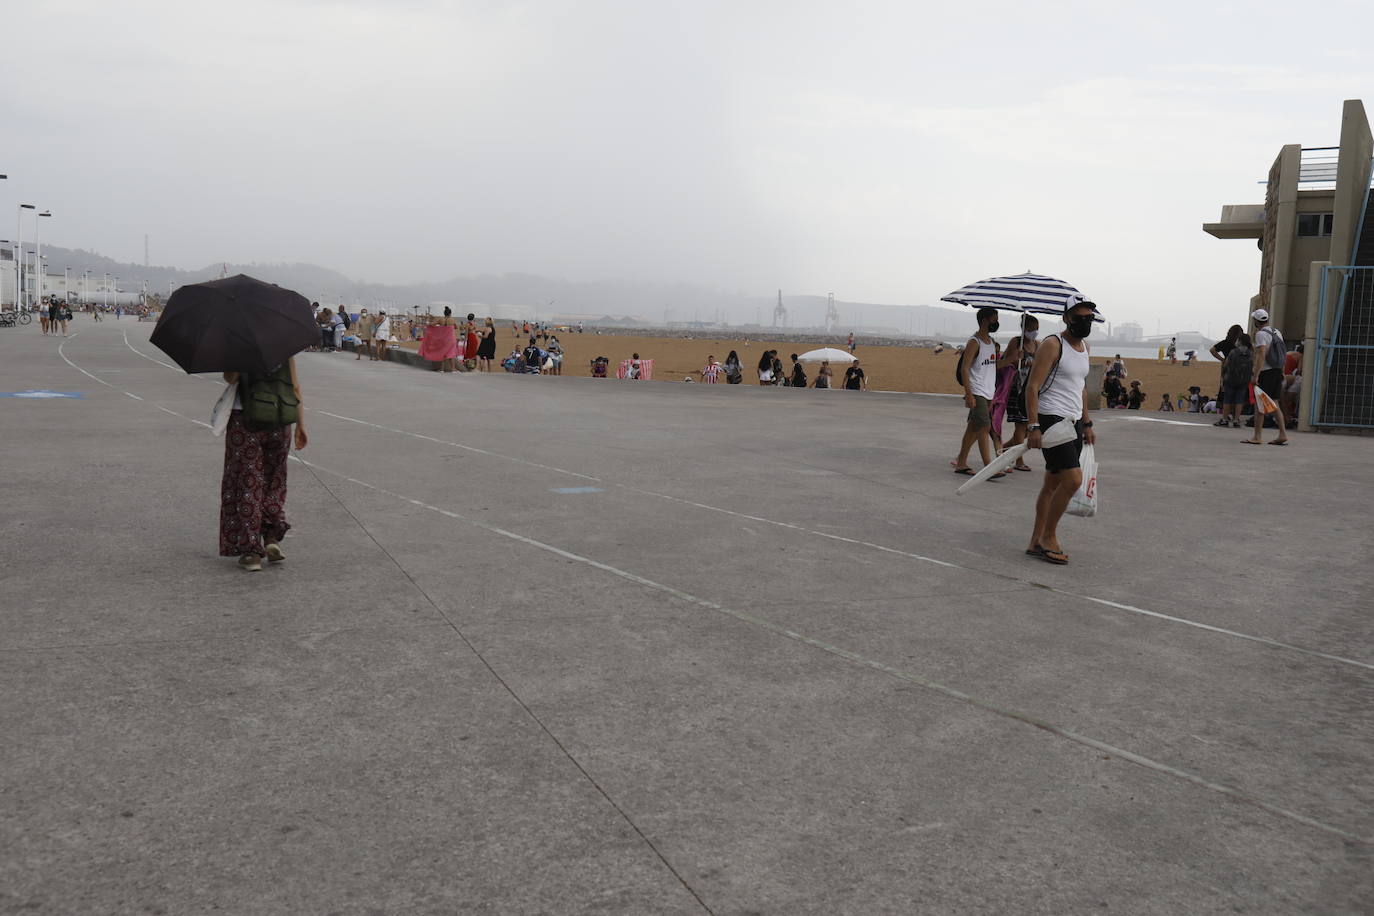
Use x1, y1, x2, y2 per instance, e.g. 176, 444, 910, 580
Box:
1268, 439, 1289, 446
1240, 440, 1261, 445
1025, 545, 1046, 558
953, 467, 975, 476
1013, 464, 1033, 472
1039, 547, 1069, 565
988, 471, 1007, 480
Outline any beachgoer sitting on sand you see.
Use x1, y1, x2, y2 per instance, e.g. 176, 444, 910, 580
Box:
1160, 393, 1174, 411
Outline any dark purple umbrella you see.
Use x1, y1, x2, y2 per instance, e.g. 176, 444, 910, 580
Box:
151, 274, 318, 374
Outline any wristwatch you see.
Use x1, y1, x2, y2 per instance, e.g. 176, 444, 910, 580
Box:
1028, 424, 1042, 431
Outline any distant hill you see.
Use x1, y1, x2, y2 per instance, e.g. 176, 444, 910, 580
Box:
27, 244, 981, 338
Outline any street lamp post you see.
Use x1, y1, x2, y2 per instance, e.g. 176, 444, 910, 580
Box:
16, 204, 35, 308
103, 272, 109, 309
34, 210, 51, 304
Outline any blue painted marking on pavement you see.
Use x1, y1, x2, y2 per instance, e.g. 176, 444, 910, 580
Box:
0, 390, 85, 399
551, 486, 604, 494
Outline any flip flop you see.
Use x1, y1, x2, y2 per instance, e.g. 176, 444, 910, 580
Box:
1014, 465, 1033, 472
1269, 440, 1289, 446
953, 467, 976, 475
1039, 547, 1069, 565
1025, 545, 1047, 558
988, 471, 1007, 480
1240, 440, 1261, 445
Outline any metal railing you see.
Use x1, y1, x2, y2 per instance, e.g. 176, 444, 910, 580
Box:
1312, 264, 1374, 428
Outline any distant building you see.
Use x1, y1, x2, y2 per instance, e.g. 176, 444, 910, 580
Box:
1203, 99, 1374, 429
1117, 321, 1143, 342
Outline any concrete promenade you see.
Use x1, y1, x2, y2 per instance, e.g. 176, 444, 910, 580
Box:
2, 320, 1371, 914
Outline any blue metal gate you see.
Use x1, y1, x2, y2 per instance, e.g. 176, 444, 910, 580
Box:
1312, 264, 1374, 428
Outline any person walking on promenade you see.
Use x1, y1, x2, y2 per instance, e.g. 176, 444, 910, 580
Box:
374, 311, 392, 361
355, 308, 373, 360
1209, 324, 1244, 421
952, 307, 1002, 477
1001, 315, 1039, 472
220, 359, 307, 571
478, 317, 497, 371
1217, 332, 1252, 429
1024, 297, 1099, 565
1242, 308, 1289, 445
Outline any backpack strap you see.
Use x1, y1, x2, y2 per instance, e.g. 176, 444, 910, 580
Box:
1037, 334, 1065, 396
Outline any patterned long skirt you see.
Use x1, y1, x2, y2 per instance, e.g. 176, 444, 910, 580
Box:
219, 411, 292, 557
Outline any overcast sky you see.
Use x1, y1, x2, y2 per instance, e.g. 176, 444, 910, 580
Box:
4, 0, 1372, 332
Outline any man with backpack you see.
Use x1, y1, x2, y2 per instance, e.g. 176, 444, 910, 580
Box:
1243, 309, 1289, 446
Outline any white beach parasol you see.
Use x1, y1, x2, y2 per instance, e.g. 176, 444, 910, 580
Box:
797, 347, 856, 363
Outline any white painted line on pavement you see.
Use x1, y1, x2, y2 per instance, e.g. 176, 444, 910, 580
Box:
111, 331, 1374, 673
290, 452, 1372, 847
56, 335, 1374, 845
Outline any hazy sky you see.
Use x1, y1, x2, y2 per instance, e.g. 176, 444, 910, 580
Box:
4, 0, 1372, 331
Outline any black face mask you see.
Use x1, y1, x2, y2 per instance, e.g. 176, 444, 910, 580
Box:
1067, 315, 1094, 338
987, 321, 1000, 333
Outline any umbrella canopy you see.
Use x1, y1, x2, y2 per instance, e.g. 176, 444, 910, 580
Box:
151, 274, 319, 374
941, 271, 1099, 318
797, 347, 857, 363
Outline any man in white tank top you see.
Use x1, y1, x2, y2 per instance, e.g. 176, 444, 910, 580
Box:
953, 307, 1003, 477
1023, 297, 1100, 565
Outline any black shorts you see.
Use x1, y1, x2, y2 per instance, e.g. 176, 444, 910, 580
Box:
1257, 367, 1283, 400
1038, 414, 1084, 474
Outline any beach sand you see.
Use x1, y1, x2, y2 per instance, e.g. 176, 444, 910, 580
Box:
406, 330, 1223, 408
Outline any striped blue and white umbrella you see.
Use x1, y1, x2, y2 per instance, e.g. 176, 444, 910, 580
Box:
941, 272, 1096, 317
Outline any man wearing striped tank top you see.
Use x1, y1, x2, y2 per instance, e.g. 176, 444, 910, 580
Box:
1023, 297, 1100, 566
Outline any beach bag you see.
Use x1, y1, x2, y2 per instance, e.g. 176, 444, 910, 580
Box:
240, 364, 299, 429
210, 383, 236, 436
1067, 444, 1098, 518
1253, 384, 1280, 415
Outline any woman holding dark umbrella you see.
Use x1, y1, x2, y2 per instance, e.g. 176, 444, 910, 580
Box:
152, 274, 320, 572
220, 360, 307, 571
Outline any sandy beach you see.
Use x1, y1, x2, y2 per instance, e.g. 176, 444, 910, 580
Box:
405, 329, 1224, 408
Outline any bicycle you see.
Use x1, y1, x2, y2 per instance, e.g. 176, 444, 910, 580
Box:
0, 309, 32, 328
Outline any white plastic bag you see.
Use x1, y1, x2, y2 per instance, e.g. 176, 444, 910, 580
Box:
210, 382, 236, 436
1067, 444, 1098, 518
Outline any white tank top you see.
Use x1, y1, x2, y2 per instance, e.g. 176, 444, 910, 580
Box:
1038, 334, 1089, 419
967, 337, 997, 399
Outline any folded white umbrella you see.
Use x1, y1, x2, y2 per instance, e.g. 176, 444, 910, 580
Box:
797, 347, 856, 363
956, 420, 1078, 495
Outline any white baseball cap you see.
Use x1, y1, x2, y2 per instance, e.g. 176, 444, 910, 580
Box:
1251, 308, 1269, 322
